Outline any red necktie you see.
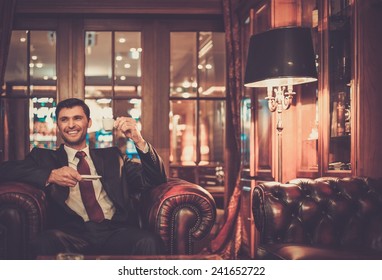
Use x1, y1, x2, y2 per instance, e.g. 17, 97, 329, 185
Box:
75, 151, 104, 222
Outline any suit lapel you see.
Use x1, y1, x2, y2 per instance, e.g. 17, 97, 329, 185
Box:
89, 148, 104, 177
56, 144, 69, 167
90, 148, 125, 210
49, 144, 70, 205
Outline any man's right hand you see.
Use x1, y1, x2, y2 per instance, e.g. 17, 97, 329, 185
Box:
47, 166, 82, 188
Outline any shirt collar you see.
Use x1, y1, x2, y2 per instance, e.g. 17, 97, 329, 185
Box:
64, 145, 90, 162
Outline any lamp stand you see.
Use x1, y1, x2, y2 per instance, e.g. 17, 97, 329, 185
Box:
266, 86, 295, 183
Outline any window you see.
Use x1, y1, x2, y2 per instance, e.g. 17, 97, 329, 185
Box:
2, 30, 57, 159
1, 17, 226, 192
169, 32, 226, 189
84, 31, 142, 158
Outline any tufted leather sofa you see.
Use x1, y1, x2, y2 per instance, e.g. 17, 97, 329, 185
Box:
252, 177, 382, 259
0, 178, 216, 259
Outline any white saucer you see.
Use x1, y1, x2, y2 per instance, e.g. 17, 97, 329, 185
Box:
81, 175, 102, 180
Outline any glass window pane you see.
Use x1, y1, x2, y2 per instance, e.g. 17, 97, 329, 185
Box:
256, 89, 272, 171
30, 31, 57, 98
29, 97, 57, 149
298, 85, 318, 171
4, 30, 28, 96
169, 100, 196, 165
85, 32, 112, 98
170, 33, 197, 98
114, 99, 141, 158
85, 99, 113, 149
198, 32, 226, 98
85, 98, 141, 158
199, 100, 225, 165
241, 97, 251, 169
28, 31, 57, 151
328, 1, 352, 171
114, 32, 142, 98
3, 98, 29, 159
169, 166, 197, 184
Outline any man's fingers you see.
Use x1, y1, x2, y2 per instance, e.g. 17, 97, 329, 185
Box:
50, 166, 81, 187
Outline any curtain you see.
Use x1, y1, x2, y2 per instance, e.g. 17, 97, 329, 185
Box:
0, 0, 16, 88
209, 0, 243, 260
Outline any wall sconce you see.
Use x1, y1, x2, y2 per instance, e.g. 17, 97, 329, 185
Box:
244, 27, 317, 182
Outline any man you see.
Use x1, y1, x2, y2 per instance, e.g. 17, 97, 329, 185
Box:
0, 98, 167, 257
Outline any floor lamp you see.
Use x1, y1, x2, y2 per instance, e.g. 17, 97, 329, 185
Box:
244, 27, 318, 183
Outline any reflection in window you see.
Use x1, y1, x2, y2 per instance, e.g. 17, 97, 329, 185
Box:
169, 32, 226, 188
170, 100, 197, 164
85, 31, 142, 158
30, 98, 57, 149
2, 30, 57, 154
241, 97, 251, 169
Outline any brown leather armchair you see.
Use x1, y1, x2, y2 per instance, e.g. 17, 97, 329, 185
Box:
252, 177, 382, 259
0, 178, 216, 259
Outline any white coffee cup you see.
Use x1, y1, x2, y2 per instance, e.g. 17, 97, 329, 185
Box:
102, 118, 115, 131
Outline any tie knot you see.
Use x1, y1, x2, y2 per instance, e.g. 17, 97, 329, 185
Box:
75, 151, 87, 159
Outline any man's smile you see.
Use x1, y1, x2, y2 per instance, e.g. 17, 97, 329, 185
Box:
66, 129, 81, 136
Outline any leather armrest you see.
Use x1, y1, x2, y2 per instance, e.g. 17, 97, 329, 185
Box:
144, 178, 216, 255
0, 181, 47, 259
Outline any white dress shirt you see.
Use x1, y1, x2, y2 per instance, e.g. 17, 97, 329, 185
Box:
64, 145, 115, 222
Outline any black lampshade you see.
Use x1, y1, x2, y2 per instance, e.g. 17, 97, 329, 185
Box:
244, 26, 318, 87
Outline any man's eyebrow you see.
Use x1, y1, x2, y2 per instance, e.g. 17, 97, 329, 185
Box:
59, 114, 84, 119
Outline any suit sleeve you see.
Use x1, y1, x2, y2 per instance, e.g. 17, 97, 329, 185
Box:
0, 148, 52, 188
122, 142, 167, 192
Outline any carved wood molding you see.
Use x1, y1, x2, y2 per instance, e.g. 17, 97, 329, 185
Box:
16, 0, 223, 15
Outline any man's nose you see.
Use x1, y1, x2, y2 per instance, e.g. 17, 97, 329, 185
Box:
68, 119, 75, 127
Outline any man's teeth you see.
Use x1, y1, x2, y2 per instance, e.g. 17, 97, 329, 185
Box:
68, 131, 78, 135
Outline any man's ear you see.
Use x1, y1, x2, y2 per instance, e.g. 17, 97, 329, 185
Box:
88, 118, 92, 128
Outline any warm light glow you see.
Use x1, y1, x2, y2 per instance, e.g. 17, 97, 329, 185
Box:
201, 86, 226, 96
201, 145, 210, 155
130, 49, 140, 60
86, 85, 136, 93
182, 146, 194, 162
96, 98, 112, 104
245, 76, 317, 88
182, 81, 191, 88
129, 108, 140, 119
182, 92, 191, 98
13, 85, 56, 91
198, 40, 213, 58
129, 98, 141, 104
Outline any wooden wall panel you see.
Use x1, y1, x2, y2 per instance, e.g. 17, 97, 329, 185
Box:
356, 0, 382, 177
15, 0, 223, 15
142, 21, 170, 173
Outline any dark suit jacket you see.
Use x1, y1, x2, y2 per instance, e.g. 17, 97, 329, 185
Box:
0, 143, 167, 227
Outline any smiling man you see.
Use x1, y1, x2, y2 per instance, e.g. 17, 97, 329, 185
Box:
0, 98, 167, 258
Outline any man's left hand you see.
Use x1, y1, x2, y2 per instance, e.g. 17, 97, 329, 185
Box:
114, 117, 146, 150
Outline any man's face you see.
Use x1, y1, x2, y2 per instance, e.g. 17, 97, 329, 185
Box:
57, 106, 92, 150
